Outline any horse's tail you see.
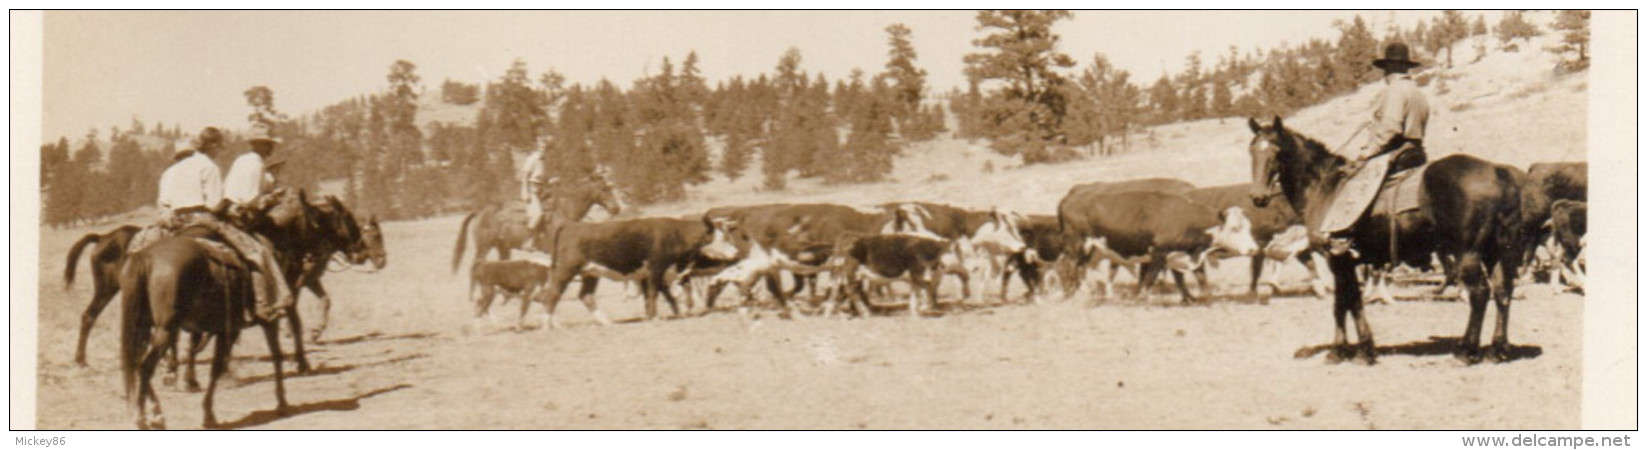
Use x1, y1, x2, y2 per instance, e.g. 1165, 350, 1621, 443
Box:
119, 251, 152, 402
65, 232, 104, 289
452, 211, 479, 273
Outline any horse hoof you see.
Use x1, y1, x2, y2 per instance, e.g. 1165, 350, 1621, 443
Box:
296, 363, 313, 374
162, 373, 178, 387
185, 382, 202, 393
1486, 345, 1514, 363
1454, 349, 1484, 365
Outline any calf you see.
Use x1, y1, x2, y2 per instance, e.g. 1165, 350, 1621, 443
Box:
828, 233, 964, 318
1059, 190, 1258, 302
883, 202, 1032, 300
469, 259, 551, 329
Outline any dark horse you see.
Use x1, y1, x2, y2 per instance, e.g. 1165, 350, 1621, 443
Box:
120, 226, 288, 429
67, 189, 385, 377
1246, 117, 1522, 364
451, 181, 623, 272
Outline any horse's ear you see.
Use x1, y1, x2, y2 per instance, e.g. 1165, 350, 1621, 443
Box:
1247, 117, 1262, 134
1271, 115, 1284, 134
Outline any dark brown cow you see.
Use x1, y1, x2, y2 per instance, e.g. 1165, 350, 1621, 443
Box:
1059, 190, 1259, 302
532, 216, 714, 329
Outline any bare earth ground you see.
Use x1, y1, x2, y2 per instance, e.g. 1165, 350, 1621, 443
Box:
35, 33, 1587, 430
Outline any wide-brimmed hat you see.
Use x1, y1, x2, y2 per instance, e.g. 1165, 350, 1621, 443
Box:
1372, 42, 1420, 70
248, 123, 282, 145
172, 138, 196, 160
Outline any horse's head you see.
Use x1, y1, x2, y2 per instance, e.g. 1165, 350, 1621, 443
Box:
590, 178, 623, 217
358, 214, 388, 269
1246, 116, 1288, 207
318, 195, 386, 269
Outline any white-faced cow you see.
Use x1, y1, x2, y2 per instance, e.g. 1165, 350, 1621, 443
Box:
880, 201, 1034, 300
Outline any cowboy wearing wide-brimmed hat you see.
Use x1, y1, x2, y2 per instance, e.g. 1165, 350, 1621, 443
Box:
519, 135, 554, 249
133, 126, 295, 322
1316, 42, 1433, 250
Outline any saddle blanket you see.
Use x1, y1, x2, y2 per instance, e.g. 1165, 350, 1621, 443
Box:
1372, 166, 1425, 216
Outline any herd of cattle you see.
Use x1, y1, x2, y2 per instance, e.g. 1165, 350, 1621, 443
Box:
461, 160, 1588, 331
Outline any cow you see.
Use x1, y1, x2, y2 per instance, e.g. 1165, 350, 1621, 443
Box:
827, 233, 967, 318
1183, 184, 1330, 301
1058, 178, 1200, 297
1519, 162, 1587, 281
468, 259, 551, 329
531, 216, 715, 330
1058, 190, 1259, 303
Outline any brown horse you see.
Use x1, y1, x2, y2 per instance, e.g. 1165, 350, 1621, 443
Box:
1246, 117, 1522, 365
450, 181, 622, 272
120, 226, 289, 429
68, 190, 384, 378
65, 225, 141, 367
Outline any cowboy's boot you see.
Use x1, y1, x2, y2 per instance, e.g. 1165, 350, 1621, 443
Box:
254, 252, 295, 321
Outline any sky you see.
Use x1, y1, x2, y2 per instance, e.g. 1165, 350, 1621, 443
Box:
40, 10, 1454, 141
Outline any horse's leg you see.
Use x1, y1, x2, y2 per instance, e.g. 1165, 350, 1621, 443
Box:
1455, 251, 1489, 364
305, 280, 333, 344
201, 331, 233, 429
1487, 253, 1516, 362
139, 326, 174, 430
183, 332, 206, 392
284, 304, 310, 374
260, 321, 291, 414
1325, 253, 1360, 364
75, 283, 120, 367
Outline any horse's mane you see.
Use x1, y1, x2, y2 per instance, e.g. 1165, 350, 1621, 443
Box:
1275, 126, 1345, 167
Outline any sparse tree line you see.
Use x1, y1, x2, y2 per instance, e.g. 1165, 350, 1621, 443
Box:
41, 11, 1588, 226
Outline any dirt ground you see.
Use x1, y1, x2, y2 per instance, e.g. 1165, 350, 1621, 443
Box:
34, 213, 1583, 430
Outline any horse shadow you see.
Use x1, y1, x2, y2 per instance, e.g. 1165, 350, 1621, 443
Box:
239, 352, 430, 385
322, 331, 440, 346
1293, 336, 1543, 362
213, 383, 411, 430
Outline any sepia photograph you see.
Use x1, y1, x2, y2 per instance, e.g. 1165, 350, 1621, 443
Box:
8, 9, 1636, 436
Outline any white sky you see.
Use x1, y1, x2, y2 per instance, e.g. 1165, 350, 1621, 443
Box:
41, 10, 1459, 141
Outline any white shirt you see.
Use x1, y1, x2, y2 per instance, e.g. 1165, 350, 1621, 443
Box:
158, 152, 223, 210
519, 150, 546, 201
224, 151, 266, 205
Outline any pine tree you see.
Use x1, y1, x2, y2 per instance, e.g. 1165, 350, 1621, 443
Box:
1495, 11, 1542, 50
962, 10, 1078, 163
1551, 10, 1591, 68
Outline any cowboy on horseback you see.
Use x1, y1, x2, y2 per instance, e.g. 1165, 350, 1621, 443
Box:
519, 136, 553, 249
132, 126, 295, 322
1318, 42, 1432, 252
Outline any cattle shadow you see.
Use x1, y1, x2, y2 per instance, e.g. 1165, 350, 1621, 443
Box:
1293, 336, 1543, 362
213, 383, 411, 430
